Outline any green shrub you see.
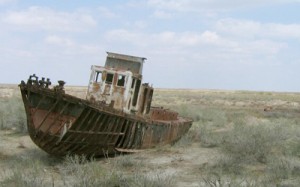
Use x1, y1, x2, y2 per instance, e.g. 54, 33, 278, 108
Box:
59, 155, 105, 186
0, 153, 48, 187
209, 155, 243, 175
266, 156, 300, 185
221, 123, 285, 164
198, 125, 224, 148
131, 172, 175, 187
57, 154, 175, 187
113, 154, 144, 169
0, 95, 26, 133
174, 123, 201, 147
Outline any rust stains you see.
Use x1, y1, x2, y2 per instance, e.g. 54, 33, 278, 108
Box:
19, 52, 193, 157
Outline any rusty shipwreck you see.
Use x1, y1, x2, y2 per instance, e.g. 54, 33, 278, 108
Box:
19, 52, 192, 156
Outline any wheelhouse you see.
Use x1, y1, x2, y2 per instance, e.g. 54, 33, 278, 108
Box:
86, 52, 153, 115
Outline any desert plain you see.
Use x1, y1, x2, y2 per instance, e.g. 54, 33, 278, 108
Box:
1, 84, 300, 186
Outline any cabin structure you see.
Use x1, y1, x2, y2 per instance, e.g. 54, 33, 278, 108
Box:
86, 52, 153, 116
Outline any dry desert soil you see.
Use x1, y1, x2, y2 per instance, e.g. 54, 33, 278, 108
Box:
1, 84, 300, 186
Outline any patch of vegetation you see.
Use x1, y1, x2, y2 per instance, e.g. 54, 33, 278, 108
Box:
2, 87, 300, 186
198, 117, 300, 186
113, 154, 144, 169
1, 154, 48, 187
200, 172, 261, 187
1, 153, 175, 187
58, 154, 175, 187
0, 95, 26, 133
221, 123, 285, 164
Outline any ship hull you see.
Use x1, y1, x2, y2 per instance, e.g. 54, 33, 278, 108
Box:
20, 83, 192, 157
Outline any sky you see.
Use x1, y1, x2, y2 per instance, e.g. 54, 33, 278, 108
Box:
0, 0, 300, 92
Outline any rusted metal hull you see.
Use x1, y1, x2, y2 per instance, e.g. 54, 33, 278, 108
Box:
20, 82, 192, 157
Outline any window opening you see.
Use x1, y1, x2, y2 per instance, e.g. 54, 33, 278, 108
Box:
105, 73, 114, 84
146, 90, 153, 114
117, 75, 125, 87
131, 78, 136, 89
94, 71, 102, 82
141, 88, 148, 113
132, 79, 141, 107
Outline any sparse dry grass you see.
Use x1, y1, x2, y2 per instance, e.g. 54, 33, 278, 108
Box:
1, 85, 300, 186
153, 88, 300, 186
0, 87, 26, 133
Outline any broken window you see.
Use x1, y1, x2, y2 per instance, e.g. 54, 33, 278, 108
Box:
141, 88, 148, 113
117, 75, 125, 87
131, 78, 136, 89
105, 73, 114, 84
94, 71, 102, 82
146, 90, 153, 114
132, 79, 141, 107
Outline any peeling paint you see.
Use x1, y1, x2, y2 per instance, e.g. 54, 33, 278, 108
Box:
19, 52, 193, 156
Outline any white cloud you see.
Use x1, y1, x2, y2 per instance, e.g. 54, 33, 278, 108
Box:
2, 48, 33, 58
0, 0, 15, 5
216, 18, 261, 38
44, 35, 102, 55
2, 6, 97, 32
106, 29, 231, 47
266, 23, 300, 39
134, 20, 148, 29
152, 10, 172, 19
147, 0, 300, 19
162, 31, 223, 46
105, 28, 287, 65
199, 31, 220, 44
147, 0, 300, 12
216, 18, 300, 40
156, 31, 176, 43
147, 0, 187, 12
246, 40, 287, 55
80, 44, 103, 54
105, 29, 145, 45
45, 35, 74, 47
98, 6, 118, 18
16, 50, 33, 58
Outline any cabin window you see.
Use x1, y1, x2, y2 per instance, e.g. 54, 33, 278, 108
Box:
131, 78, 136, 89
117, 75, 125, 87
141, 88, 148, 113
105, 73, 114, 84
146, 89, 153, 114
94, 71, 102, 82
132, 79, 141, 107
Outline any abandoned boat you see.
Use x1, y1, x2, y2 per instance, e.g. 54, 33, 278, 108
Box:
19, 52, 193, 156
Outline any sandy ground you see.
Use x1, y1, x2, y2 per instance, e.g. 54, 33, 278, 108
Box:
2, 84, 300, 186
0, 130, 219, 186
0, 85, 218, 186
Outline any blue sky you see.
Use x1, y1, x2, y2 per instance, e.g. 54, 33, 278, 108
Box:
1, 0, 300, 92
